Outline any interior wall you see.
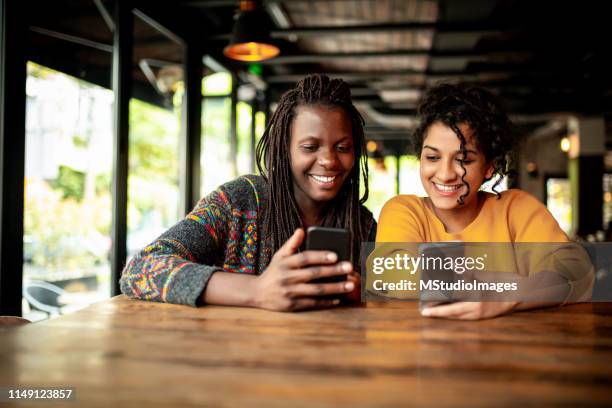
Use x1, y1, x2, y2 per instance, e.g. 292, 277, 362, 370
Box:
517, 135, 568, 202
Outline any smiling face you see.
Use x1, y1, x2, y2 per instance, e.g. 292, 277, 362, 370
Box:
420, 122, 493, 214
289, 104, 355, 218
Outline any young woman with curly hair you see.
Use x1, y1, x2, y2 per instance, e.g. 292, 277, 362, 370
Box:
376, 83, 592, 320
120, 74, 375, 311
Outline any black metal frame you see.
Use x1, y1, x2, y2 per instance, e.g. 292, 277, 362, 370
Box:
0, 0, 27, 316
110, 0, 133, 296
180, 42, 203, 215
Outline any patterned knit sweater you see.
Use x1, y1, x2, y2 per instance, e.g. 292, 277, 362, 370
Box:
120, 175, 377, 306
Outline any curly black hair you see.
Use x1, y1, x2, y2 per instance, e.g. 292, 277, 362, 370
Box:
413, 82, 517, 203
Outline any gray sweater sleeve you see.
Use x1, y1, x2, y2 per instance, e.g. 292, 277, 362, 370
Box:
119, 187, 231, 306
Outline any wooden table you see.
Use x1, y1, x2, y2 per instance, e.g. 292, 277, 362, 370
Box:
1, 296, 611, 407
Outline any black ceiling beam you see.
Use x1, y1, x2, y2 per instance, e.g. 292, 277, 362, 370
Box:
30, 26, 181, 54
93, 0, 115, 32
133, 8, 184, 45
30, 26, 113, 53
262, 50, 523, 64
266, 70, 509, 83
211, 22, 504, 40
266, 67, 593, 84
267, 72, 422, 83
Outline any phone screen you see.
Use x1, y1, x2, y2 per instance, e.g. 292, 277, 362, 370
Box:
305, 227, 350, 283
418, 242, 463, 305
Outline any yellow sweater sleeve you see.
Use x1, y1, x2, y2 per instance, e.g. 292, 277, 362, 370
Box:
506, 190, 569, 242
376, 195, 426, 242
504, 191, 593, 302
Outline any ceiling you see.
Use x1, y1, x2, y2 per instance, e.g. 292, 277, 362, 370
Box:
25, 0, 612, 154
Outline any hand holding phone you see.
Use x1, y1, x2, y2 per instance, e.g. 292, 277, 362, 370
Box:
418, 242, 463, 307
306, 226, 350, 283
251, 228, 354, 311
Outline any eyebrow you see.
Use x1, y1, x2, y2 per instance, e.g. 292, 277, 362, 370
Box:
423, 145, 478, 155
297, 136, 352, 143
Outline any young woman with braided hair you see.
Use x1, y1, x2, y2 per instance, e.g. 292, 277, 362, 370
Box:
120, 74, 376, 311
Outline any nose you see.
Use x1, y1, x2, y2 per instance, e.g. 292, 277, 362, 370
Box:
436, 159, 458, 182
317, 148, 340, 169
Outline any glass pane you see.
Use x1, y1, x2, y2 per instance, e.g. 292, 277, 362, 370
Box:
127, 14, 183, 257
201, 97, 233, 195
255, 111, 266, 145
399, 155, 426, 195
363, 156, 398, 220
237, 101, 253, 175
604, 174, 612, 230
202, 72, 232, 96
24, 62, 113, 321
546, 178, 572, 234
254, 111, 266, 175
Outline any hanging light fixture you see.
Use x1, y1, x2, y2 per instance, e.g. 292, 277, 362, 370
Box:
560, 136, 571, 153
224, 0, 280, 62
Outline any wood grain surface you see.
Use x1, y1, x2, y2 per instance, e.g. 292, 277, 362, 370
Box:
1, 296, 611, 407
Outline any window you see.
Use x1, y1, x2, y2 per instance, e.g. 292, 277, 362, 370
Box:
546, 177, 572, 234
23, 63, 113, 321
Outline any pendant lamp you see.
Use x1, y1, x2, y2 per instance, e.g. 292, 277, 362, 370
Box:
223, 0, 280, 62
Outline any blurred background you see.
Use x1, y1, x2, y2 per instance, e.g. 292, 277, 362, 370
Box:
1, 0, 610, 320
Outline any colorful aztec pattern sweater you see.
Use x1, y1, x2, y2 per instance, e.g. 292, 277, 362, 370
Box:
120, 175, 377, 306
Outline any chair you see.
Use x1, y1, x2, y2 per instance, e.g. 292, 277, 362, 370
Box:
23, 280, 66, 316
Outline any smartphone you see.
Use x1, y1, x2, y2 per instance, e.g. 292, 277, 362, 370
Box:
418, 242, 463, 307
305, 226, 350, 283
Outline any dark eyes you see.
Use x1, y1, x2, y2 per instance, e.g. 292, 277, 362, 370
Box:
424, 155, 474, 164
336, 145, 353, 153
301, 144, 318, 152
458, 159, 474, 165
300, 144, 352, 152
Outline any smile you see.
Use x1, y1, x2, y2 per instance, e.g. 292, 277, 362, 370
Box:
309, 174, 338, 184
432, 182, 462, 194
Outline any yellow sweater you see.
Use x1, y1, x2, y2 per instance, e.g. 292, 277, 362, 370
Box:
371, 190, 593, 303
376, 189, 569, 243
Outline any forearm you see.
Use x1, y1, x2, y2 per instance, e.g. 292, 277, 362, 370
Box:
201, 271, 257, 307
120, 253, 221, 306
512, 301, 558, 312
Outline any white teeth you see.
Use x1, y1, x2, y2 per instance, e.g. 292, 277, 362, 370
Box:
311, 175, 336, 183
434, 182, 461, 192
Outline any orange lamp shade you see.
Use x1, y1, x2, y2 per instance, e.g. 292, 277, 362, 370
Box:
224, 41, 279, 62
223, 1, 280, 62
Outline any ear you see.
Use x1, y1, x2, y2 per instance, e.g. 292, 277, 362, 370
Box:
484, 163, 495, 180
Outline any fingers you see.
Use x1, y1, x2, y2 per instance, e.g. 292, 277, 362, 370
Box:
286, 280, 355, 298
284, 261, 352, 283
283, 250, 339, 269
347, 271, 360, 283
420, 302, 476, 319
275, 228, 305, 258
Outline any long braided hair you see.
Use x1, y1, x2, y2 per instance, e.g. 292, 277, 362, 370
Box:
256, 74, 370, 266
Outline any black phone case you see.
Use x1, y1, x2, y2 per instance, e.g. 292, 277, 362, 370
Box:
305, 227, 350, 283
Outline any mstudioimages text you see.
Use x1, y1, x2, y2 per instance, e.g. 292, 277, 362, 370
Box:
371, 279, 518, 293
